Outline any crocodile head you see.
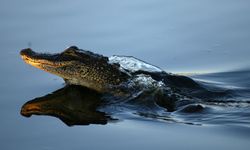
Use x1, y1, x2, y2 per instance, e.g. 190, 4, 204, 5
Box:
20, 46, 129, 92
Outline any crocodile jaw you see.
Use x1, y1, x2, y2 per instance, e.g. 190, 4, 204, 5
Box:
20, 48, 64, 70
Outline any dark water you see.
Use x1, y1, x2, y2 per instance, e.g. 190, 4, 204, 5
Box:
1, 0, 250, 150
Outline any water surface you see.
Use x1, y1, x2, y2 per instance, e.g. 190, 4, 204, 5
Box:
0, 0, 250, 150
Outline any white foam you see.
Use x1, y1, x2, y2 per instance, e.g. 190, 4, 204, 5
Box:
109, 55, 163, 73
132, 74, 165, 89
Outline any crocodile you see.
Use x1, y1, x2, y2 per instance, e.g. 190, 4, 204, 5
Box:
20, 46, 204, 94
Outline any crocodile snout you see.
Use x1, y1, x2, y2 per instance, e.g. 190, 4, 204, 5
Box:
20, 48, 35, 57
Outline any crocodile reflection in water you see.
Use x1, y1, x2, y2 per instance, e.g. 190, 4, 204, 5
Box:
21, 85, 111, 126
20, 85, 177, 126
20, 84, 209, 126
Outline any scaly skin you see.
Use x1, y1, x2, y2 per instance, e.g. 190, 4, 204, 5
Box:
20, 46, 129, 93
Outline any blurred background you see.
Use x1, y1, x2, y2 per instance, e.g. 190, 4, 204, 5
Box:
1, 0, 250, 73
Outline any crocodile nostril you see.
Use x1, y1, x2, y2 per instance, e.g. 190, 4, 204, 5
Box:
20, 48, 34, 56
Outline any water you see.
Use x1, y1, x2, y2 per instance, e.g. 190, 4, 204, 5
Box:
1, 0, 250, 150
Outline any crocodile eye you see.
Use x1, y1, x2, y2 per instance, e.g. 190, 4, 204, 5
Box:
69, 46, 78, 50
63, 46, 78, 55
